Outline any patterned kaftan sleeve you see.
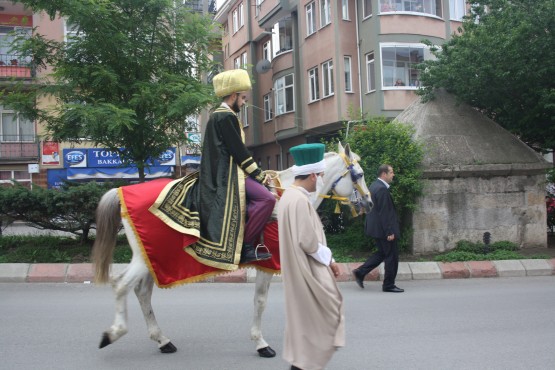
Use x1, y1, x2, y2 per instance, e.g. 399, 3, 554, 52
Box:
217, 113, 266, 183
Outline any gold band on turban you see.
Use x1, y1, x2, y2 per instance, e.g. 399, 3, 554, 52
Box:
213, 69, 252, 97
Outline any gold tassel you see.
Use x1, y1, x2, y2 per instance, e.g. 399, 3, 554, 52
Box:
350, 205, 358, 217
334, 201, 341, 214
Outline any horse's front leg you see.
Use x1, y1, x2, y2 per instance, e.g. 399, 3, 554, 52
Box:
134, 273, 176, 353
251, 269, 276, 358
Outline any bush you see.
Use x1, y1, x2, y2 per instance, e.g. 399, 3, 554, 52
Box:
323, 117, 424, 253
433, 239, 533, 262
0, 181, 123, 243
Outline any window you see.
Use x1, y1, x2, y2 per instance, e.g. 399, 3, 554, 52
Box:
0, 170, 31, 186
320, 0, 331, 27
342, 0, 350, 20
449, 0, 466, 21
263, 41, 272, 62
274, 74, 294, 115
272, 19, 293, 56
306, 2, 317, 36
276, 154, 282, 170
0, 106, 34, 142
64, 19, 80, 43
232, 9, 238, 33
344, 56, 352, 92
322, 60, 334, 97
263, 94, 272, 121
241, 52, 247, 68
363, 0, 372, 18
308, 67, 320, 102
238, 3, 244, 27
234, 56, 240, 69
0, 26, 32, 65
380, 0, 442, 17
381, 44, 426, 88
266, 156, 271, 170
240, 104, 248, 127
366, 52, 376, 92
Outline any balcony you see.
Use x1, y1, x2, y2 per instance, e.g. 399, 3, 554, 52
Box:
0, 135, 39, 161
0, 54, 35, 79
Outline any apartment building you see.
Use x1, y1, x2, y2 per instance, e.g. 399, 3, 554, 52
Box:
0, 0, 215, 188
215, 0, 466, 170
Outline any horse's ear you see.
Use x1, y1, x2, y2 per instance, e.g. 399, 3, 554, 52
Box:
338, 141, 344, 153
344, 143, 352, 158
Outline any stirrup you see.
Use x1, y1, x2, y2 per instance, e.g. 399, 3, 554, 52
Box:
255, 244, 271, 259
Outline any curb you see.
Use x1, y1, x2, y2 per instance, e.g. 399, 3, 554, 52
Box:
1, 259, 554, 284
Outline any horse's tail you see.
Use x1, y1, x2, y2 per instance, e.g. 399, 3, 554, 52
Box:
92, 188, 122, 284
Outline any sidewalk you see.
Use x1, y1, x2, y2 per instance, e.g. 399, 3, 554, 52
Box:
1, 259, 554, 283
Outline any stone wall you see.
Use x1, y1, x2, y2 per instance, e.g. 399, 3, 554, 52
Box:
412, 173, 547, 254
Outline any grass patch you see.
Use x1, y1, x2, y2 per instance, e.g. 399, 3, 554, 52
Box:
0, 234, 131, 263
434, 240, 548, 262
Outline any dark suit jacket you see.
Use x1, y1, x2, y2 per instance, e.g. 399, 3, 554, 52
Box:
365, 179, 400, 239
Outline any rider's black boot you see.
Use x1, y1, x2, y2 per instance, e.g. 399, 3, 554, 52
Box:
239, 243, 272, 264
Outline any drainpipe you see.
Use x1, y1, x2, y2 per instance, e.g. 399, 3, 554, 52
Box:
355, 0, 363, 114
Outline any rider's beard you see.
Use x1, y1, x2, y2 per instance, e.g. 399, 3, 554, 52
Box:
231, 99, 241, 113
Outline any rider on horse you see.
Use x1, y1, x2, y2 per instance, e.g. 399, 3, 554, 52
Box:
150, 69, 274, 269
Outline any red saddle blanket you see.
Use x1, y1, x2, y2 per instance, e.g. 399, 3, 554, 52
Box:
119, 179, 280, 288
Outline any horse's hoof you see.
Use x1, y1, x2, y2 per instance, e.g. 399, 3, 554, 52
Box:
257, 346, 276, 358
160, 342, 177, 353
99, 333, 111, 349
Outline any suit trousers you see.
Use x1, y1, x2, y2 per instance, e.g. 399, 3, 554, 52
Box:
358, 238, 399, 289
244, 177, 276, 245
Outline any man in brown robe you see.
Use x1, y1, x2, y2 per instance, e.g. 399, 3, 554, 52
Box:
277, 143, 345, 370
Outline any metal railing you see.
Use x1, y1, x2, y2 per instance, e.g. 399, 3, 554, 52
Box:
0, 54, 35, 78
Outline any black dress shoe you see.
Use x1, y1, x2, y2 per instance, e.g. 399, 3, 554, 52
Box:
291, 366, 303, 370
382, 285, 404, 293
239, 244, 272, 264
353, 269, 364, 289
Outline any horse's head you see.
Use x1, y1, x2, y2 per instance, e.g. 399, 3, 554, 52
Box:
314, 142, 373, 214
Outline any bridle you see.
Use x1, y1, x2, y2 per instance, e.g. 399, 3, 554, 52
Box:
318, 152, 370, 216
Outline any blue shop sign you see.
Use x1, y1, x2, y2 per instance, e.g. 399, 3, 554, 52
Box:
63, 147, 176, 168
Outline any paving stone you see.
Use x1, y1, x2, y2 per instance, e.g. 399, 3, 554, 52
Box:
396, 262, 413, 281
466, 261, 497, 278
349, 262, 380, 281
492, 260, 525, 277
0, 263, 29, 283
520, 259, 552, 276
66, 263, 94, 283
439, 262, 470, 279
408, 262, 442, 280
548, 259, 555, 275
27, 264, 68, 283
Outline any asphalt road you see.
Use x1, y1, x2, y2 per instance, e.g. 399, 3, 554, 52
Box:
1, 277, 554, 370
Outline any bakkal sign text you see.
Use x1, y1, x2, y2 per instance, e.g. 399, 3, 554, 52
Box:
63, 148, 176, 168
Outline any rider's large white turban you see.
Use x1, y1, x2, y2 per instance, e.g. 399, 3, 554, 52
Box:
213, 69, 252, 97
290, 143, 326, 176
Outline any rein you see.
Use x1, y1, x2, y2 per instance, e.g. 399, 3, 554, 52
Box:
318, 153, 369, 216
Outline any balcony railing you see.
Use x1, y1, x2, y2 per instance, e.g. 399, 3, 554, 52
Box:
0, 54, 35, 79
0, 135, 39, 160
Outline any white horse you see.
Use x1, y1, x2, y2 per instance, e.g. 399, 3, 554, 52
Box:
92, 142, 372, 357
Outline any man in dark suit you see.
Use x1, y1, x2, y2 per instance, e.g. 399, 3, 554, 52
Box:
353, 164, 404, 293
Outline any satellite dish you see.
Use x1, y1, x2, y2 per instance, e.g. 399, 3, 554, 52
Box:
255, 59, 271, 74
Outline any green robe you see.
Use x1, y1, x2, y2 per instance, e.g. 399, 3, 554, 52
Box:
150, 104, 264, 270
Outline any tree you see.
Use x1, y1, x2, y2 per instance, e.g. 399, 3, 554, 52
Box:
418, 0, 555, 152
1, 0, 220, 181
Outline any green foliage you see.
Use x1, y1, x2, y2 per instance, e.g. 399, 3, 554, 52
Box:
0, 235, 131, 263
1, 0, 220, 181
0, 182, 120, 243
323, 117, 424, 253
433, 239, 536, 262
418, 0, 555, 151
